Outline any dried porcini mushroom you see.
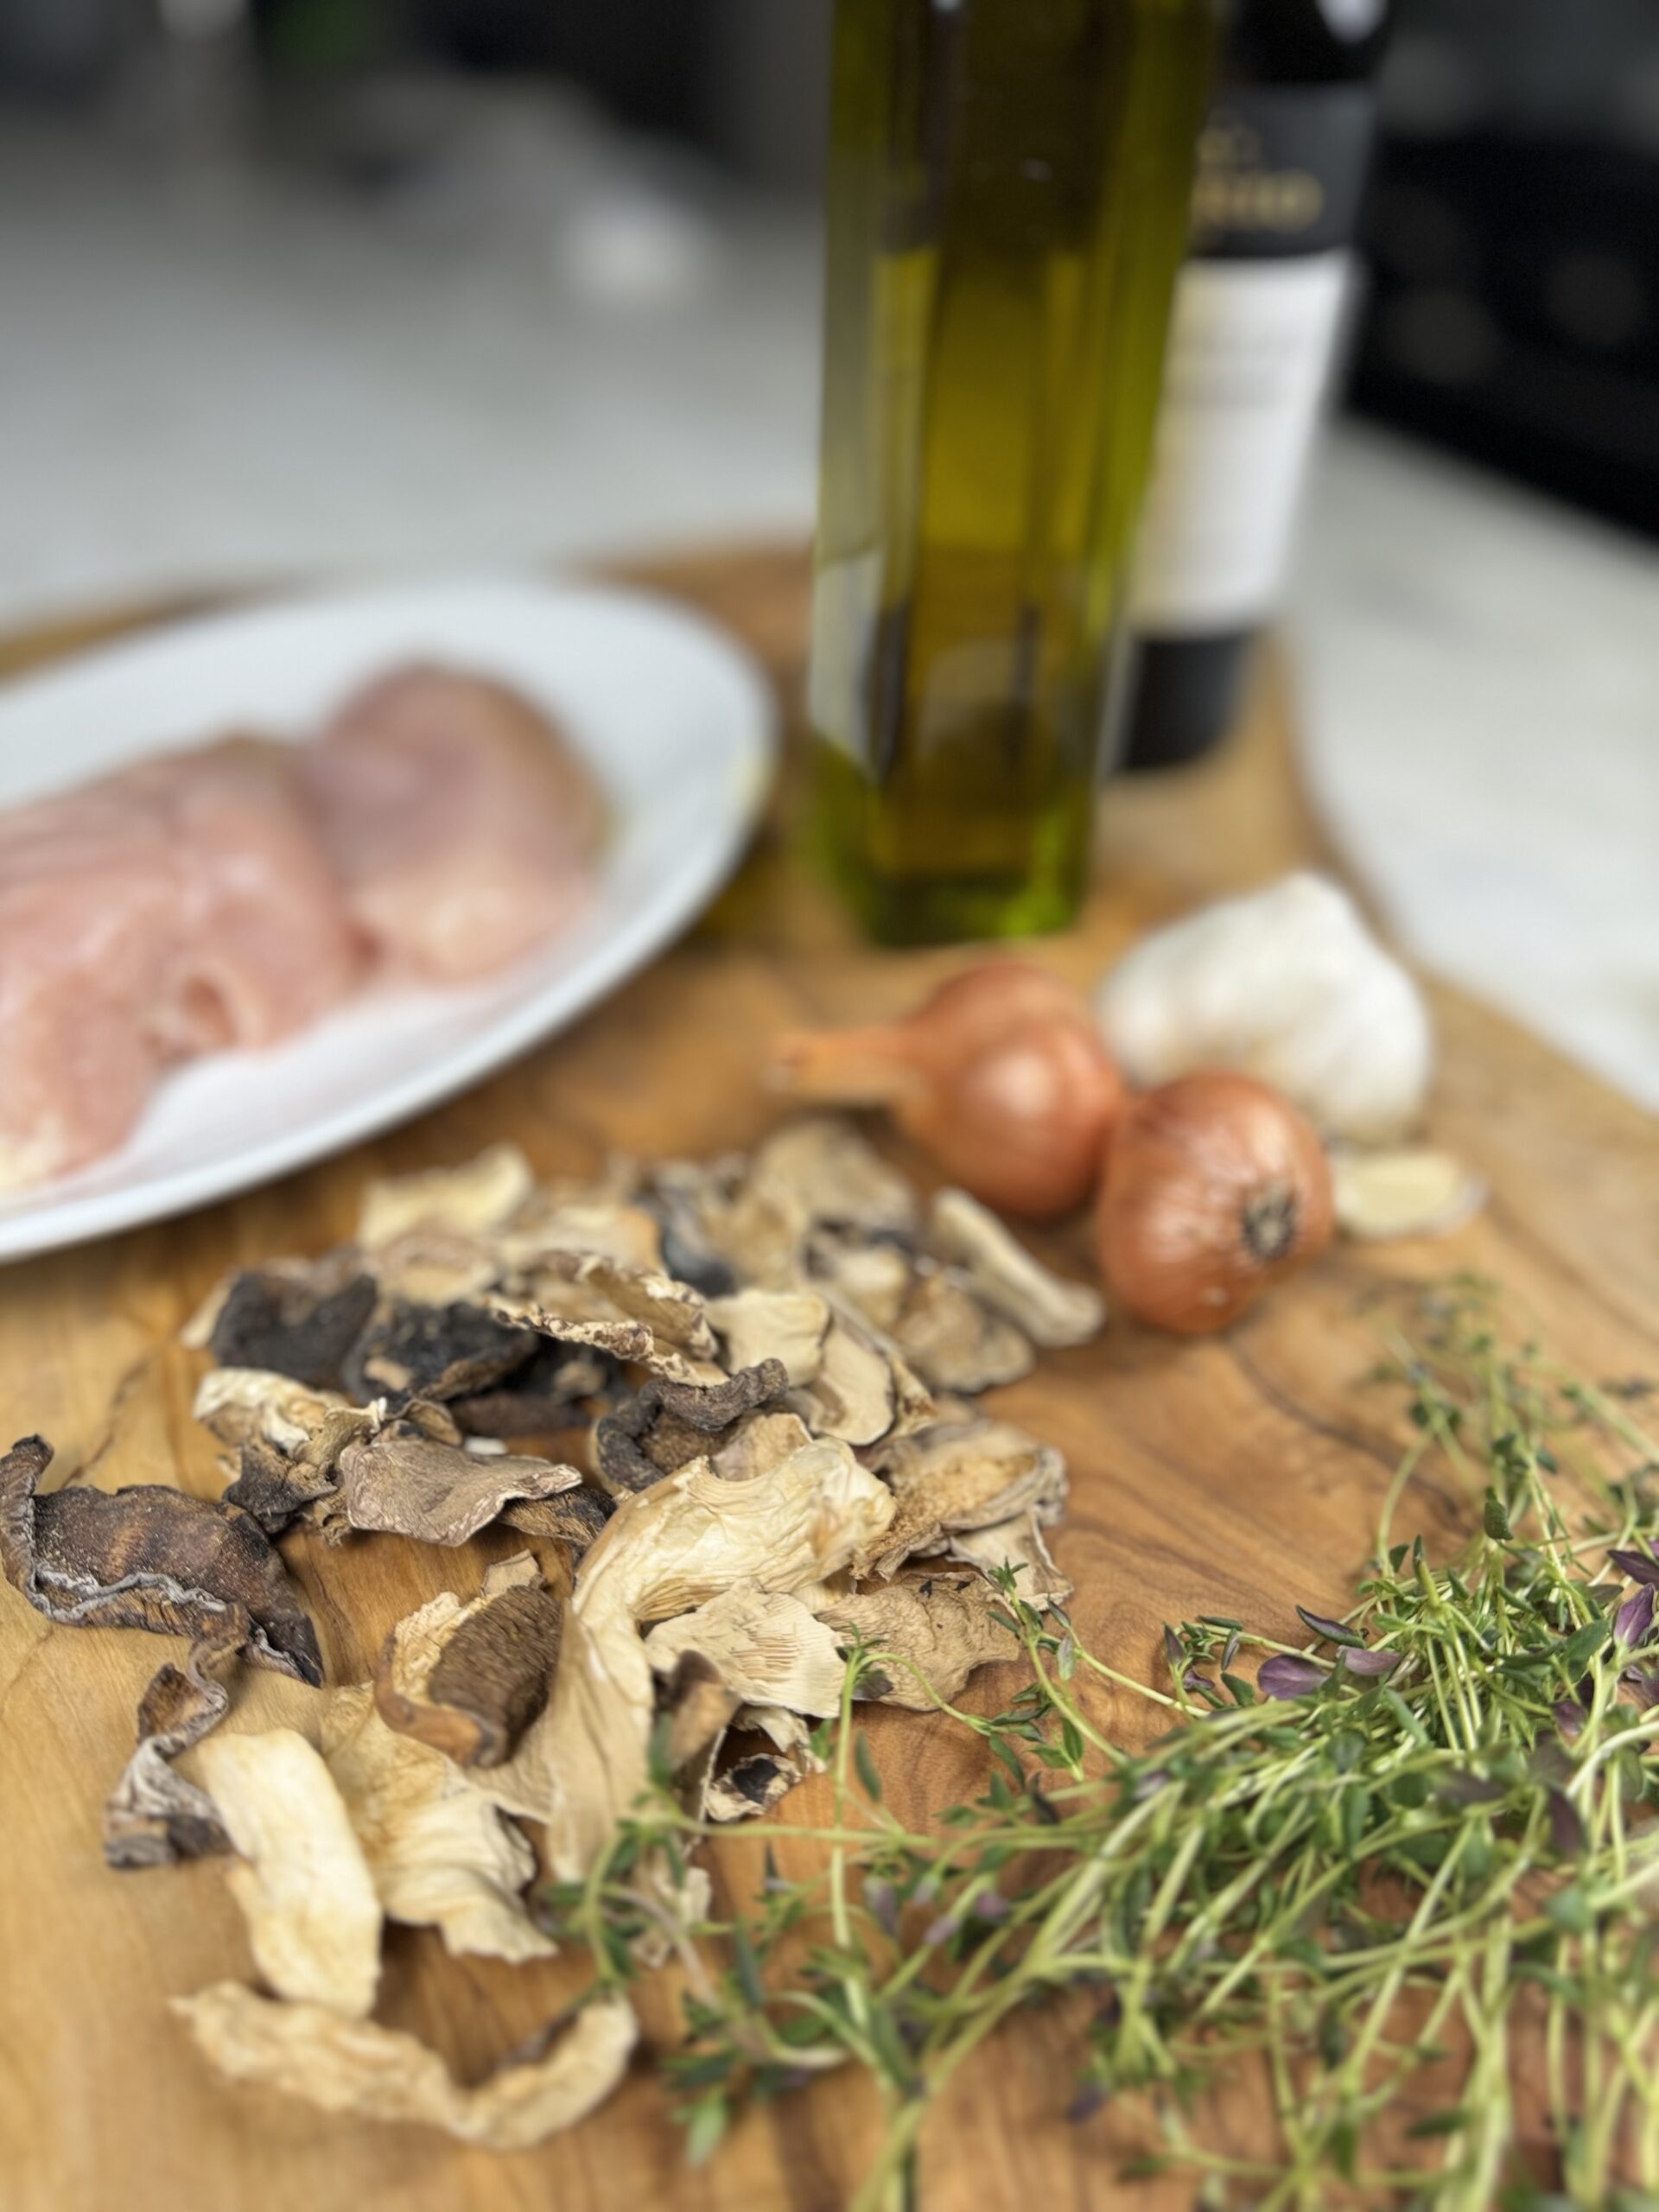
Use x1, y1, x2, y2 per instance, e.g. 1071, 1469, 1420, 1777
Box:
341, 1299, 538, 1409
203, 1258, 378, 1389
868, 1417, 1065, 1579
321, 1685, 554, 1962
594, 1360, 791, 1495
448, 1338, 616, 1439
946, 1511, 1072, 1607
194, 1728, 382, 2016
820, 1569, 1017, 1710
883, 1263, 1034, 1395
705, 1288, 830, 1388
104, 1616, 244, 1869
0, 1434, 322, 1685
791, 1307, 933, 1450
748, 1117, 918, 1242
925, 1186, 1106, 1348
336, 1426, 582, 1548
357, 1141, 535, 1249
173, 1983, 637, 2150
375, 1574, 563, 1768
643, 1585, 846, 1718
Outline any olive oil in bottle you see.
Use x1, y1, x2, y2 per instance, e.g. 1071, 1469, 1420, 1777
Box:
809, 0, 1217, 945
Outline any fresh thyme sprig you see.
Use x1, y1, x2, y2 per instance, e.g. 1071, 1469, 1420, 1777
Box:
540, 1283, 1659, 2210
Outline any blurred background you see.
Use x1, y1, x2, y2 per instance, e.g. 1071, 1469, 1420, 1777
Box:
1, 0, 1656, 1100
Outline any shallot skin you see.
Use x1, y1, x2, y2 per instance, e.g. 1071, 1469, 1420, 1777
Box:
774, 962, 1125, 1220
1098, 1072, 1334, 1333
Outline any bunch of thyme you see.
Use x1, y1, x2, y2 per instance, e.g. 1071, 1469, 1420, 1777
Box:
541, 1284, 1659, 2209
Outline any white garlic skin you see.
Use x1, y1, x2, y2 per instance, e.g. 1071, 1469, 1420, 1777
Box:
1096, 874, 1433, 1145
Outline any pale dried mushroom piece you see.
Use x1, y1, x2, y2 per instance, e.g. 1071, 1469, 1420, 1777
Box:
193, 1368, 373, 1464
1332, 1147, 1487, 1243
173, 1983, 637, 2149
321, 1685, 554, 1963
341, 1300, 539, 1410
375, 1574, 563, 1767
791, 1306, 934, 1450
925, 1187, 1106, 1348
500, 1195, 664, 1274
337, 1426, 582, 1548
197, 1254, 378, 1389
357, 1141, 535, 1249
820, 1569, 1017, 1710
747, 1117, 918, 1241
945, 1511, 1072, 1608
643, 1586, 846, 1717
883, 1264, 1034, 1395
363, 1228, 509, 1308
704, 1287, 830, 1388
104, 1616, 243, 1869
807, 1236, 912, 1333
710, 1409, 815, 1484
594, 1360, 791, 1495
869, 1418, 1066, 1580
505, 1252, 718, 1363
0, 1434, 322, 1685
194, 1729, 382, 2016
705, 1745, 815, 1823
480, 1440, 895, 1874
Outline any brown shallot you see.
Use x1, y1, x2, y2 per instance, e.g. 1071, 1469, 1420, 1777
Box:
772, 963, 1123, 1219
1096, 1071, 1333, 1333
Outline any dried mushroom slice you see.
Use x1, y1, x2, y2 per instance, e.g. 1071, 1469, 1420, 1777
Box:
705, 1745, 812, 1823
505, 1252, 718, 1362
193, 1369, 372, 1464
705, 1288, 830, 1388
336, 1427, 582, 1548
594, 1360, 791, 1496
341, 1300, 539, 1409
476, 1440, 895, 1875
448, 1337, 617, 1440
945, 1511, 1072, 1608
806, 1236, 912, 1332
501, 1195, 664, 1275
194, 1728, 382, 2016
222, 1437, 340, 1537
884, 1264, 1034, 1395
643, 1586, 846, 1718
365, 1229, 509, 1308
748, 1118, 918, 1241
791, 1306, 934, 1450
357, 1142, 535, 1249
820, 1569, 1017, 1710
0, 1434, 322, 1685
925, 1187, 1106, 1348
104, 1615, 244, 1869
710, 1409, 815, 1484
657, 1649, 742, 1778
501, 1484, 613, 1554
869, 1418, 1065, 1580
321, 1684, 554, 1963
173, 1983, 637, 2150
195, 1255, 378, 1389
375, 1575, 563, 1768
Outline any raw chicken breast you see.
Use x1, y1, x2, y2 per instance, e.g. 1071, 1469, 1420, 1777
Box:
303, 664, 601, 982
0, 742, 361, 1190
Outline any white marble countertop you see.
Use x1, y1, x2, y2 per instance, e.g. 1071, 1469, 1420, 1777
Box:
3, 112, 1655, 1109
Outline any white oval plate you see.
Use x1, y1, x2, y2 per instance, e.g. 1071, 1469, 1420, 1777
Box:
0, 575, 776, 1262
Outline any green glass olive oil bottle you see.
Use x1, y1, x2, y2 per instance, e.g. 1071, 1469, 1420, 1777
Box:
810, 0, 1218, 944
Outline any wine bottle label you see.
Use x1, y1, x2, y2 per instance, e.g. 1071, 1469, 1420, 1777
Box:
1130, 79, 1377, 635
1129, 251, 1351, 632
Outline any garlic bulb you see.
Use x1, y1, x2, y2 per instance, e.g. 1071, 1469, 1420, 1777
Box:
1095, 874, 1432, 1144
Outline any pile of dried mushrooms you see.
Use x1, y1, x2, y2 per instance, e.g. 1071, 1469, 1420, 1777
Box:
0, 1118, 1103, 2151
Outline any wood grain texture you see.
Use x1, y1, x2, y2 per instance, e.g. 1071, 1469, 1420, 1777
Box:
1, 547, 1655, 2212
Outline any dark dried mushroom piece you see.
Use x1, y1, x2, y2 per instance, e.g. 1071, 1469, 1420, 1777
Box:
205, 1258, 378, 1389
656, 1648, 743, 1777
593, 1360, 791, 1495
705, 1748, 802, 1823
223, 1435, 340, 1536
0, 1434, 322, 1684
336, 1426, 582, 1548
341, 1300, 540, 1410
104, 1613, 245, 1869
448, 1338, 619, 1440
375, 1573, 564, 1768
500, 1484, 615, 1554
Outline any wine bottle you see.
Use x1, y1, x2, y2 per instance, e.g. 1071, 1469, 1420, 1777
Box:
809, 0, 1218, 945
1122, 0, 1390, 770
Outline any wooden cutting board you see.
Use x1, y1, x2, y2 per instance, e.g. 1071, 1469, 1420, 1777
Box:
1, 546, 1654, 2212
